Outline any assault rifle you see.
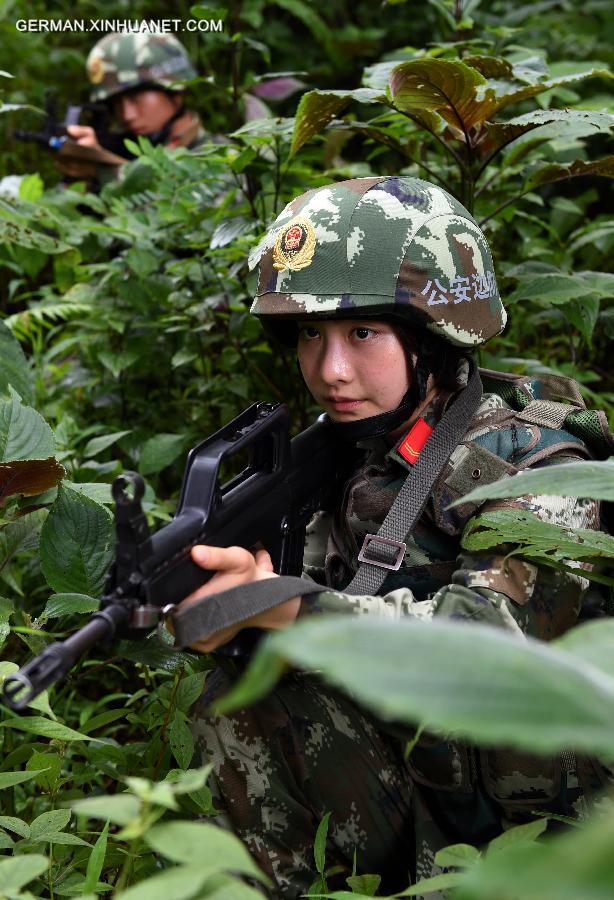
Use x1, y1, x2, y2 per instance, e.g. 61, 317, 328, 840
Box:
14, 91, 131, 167
3, 402, 339, 711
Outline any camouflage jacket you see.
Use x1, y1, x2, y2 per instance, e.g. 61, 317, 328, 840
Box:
298, 364, 609, 820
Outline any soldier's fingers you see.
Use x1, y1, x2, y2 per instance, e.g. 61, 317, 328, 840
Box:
191, 544, 253, 574
254, 548, 274, 571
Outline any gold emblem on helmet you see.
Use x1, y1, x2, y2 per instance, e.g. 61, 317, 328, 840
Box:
272, 217, 316, 271
87, 55, 105, 85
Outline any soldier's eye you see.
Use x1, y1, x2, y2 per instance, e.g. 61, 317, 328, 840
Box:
354, 327, 373, 340
298, 326, 320, 340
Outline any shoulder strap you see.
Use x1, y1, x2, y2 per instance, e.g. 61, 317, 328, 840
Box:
344, 362, 484, 597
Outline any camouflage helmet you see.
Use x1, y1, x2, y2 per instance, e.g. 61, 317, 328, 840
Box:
86, 33, 196, 103
249, 176, 506, 349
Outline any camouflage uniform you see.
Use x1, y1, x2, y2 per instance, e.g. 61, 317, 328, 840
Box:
191, 177, 609, 897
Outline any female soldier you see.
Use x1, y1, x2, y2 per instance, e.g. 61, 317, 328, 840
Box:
177, 177, 605, 897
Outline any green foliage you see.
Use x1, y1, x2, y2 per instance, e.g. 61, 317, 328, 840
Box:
0, 0, 612, 897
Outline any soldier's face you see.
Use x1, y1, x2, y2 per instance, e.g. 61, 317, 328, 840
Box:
111, 89, 182, 136
297, 319, 411, 421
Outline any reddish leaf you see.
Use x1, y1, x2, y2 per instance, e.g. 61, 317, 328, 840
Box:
0, 458, 65, 503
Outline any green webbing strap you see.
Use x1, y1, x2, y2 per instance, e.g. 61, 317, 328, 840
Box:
171, 576, 320, 649
344, 362, 484, 597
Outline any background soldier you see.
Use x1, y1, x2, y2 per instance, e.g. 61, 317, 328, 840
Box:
57, 32, 203, 183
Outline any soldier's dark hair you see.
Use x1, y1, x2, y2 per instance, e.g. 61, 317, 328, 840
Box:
393, 326, 468, 406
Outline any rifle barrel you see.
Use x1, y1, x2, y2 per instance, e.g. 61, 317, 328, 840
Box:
3, 605, 129, 711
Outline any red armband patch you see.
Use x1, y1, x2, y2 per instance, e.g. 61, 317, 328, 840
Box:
398, 418, 434, 465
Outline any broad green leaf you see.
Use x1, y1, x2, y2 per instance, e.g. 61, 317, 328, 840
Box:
42, 592, 99, 619
80, 708, 128, 733
435, 843, 481, 867
487, 66, 613, 117
0, 214, 69, 253
200, 874, 268, 899
0, 596, 10, 652
64, 482, 113, 505
0, 388, 54, 462
561, 295, 600, 345
461, 510, 614, 566
145, 821, 268, 881
97, 349, 140, 379
524, 156, 614, 192
0, 854, 48, 892
483, 108, 614, 159
117, 635, 196, 673
0, 509, 46, 569
452, 802, 614, 899
0, 817, 29, 839
0, 830, 14, 849
506, 272, 599, 306
1, 716, 91, 742
115, 862, 216, 900
18, 173, 44, 202
450, 459, 614, 507
40, 482, 113, 596
0, 320, 33, 404
557, 620, 614, 680
71, 795, 140, 826
175, 672, 206, 713
169, 715, 195, 769
30, 809, 71, 841
139, 433, 186, 476
486, 817, 547, 854
161, 765, 214, 796
291, 89, 384, 156
314, 811, 330, 875
38, 831, 90, 846
26, 751, 62, 791
345, 873, 381, 895
0, 768, 49, 790
83, 820, 109, 894
397, 871, 466, 896
219, 616, 614, 758
83, 431, 131, 458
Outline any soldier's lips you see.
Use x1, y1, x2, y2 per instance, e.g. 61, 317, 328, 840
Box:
324, 397, 364, 412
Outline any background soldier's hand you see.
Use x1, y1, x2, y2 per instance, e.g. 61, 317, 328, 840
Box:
55, 125, 103, 180
66, 124, 105, 151
175, 545, 301, 653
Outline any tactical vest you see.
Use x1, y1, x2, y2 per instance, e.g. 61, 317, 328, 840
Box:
406, 368, 613, 819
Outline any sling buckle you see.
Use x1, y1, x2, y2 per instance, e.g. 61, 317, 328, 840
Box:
357, 534, 406, 571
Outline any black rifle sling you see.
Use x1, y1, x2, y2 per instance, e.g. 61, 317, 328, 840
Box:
344, 361, 483, 597
172, 577, 319, 649
172, 363, 483, 647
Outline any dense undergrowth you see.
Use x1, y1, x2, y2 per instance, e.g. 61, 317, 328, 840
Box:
0, 0, 613, 896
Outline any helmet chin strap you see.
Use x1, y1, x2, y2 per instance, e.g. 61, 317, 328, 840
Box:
324, 388, 417, 442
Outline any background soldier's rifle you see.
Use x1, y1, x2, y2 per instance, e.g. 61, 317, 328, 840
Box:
13, 91, 131, 168
3, 403, 339, 711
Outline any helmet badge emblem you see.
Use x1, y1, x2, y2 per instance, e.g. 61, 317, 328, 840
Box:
87, 55, 105, 85
272, 217, 316, 271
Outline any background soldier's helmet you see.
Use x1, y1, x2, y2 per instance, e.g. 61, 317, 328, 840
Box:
249, 176, 507, 349
86, 33, 197, 103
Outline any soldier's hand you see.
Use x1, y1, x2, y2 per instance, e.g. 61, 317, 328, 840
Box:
174, 545, 300, 653
66, 124, 104, 151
